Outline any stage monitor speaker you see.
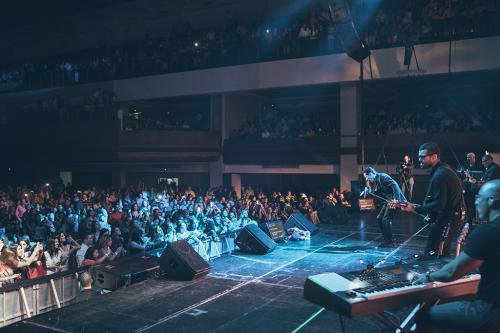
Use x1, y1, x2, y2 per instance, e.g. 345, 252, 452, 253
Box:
259, 220, 286, 242
93, 254, 160, 291
285, 213, 318, 234
159, 240, 210, 280
347, 40, 371, 63
235, 224, 277, 254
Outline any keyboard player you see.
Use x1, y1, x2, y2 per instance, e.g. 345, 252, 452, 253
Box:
413, 180, 500, 333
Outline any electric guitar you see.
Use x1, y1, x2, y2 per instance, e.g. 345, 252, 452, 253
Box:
387, 200, 431, 223
387, 199, 409, 210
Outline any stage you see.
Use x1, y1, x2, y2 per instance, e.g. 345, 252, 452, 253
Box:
4, 212, 429, 333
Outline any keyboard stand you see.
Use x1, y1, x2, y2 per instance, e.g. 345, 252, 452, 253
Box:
371, 301, 439, 333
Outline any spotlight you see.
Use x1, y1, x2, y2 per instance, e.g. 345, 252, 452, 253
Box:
194, 41, 199, 47
266, 29, 270, 34
45, 183, 50, 187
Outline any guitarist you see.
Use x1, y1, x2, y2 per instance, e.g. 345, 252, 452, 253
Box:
363, 167, 406, 247
404, 143, 464, 258
460, 152, 482, 223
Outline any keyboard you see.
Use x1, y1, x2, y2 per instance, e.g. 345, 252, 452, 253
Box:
304, 259, 480, 317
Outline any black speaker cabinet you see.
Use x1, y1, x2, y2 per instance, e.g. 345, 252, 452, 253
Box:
235, 224, 277, 254
159, 240, 210, 280
285, 213, 318, 234
93, 254, 160, 290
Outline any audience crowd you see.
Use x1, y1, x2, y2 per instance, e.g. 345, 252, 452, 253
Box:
364, 99, 500, 135
0, 181, 351, 286
122, 108, 209, 131
0, 89, 116, 126
0, 91, 209, 132
1, 0, 498, 92
231, 104, 337, 139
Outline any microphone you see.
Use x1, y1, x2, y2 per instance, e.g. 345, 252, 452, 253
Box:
359, 187, 370, 199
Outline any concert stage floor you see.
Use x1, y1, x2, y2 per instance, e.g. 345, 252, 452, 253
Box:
5, 212, 429, 333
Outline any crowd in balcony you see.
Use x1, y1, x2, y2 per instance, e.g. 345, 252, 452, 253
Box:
0, 0, 498, 92
0, 91, 211, 132
363, 95, 500, 135
231, 104, 338, 139
0, 89, 116, 126
121, 108, 210, 131
0, 180, 352, 286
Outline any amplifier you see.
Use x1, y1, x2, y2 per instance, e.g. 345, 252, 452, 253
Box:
358, 198, 375, 211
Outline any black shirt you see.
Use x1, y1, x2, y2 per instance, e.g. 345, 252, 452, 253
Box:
73, 288, 101, 304
483, 162, 500, 182
464, 215, 500, 303
128, 227, 145, 255
416, 162, 463, 224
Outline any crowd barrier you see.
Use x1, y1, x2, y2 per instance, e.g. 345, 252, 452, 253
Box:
148, 231, 238, 261
0, 268, 87, 327
0, 232, 240, 327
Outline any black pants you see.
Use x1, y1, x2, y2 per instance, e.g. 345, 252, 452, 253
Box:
377, 203, 395, 243
464, 189, 477, 223
401, 176, 414, 202
416, 299, 500, 333
425, 217, 462, 257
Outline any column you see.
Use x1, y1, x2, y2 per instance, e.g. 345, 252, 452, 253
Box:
230, 174, 242, 198
209, 158, 224, 189
339, 82, 361, 192
111, 167, 127, 189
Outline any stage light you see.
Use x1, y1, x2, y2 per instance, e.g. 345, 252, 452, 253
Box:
194, 41, 199, 47
266, 29, 270, 33
45, 183, 50, 187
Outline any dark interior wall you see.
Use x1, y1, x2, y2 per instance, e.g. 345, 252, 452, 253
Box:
0, 167, 61, 187
224, 93, 264, 139
72, 172, 112, 189
240, 173, 340, 196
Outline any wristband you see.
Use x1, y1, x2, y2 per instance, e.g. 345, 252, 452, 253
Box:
426, 271, 434, 282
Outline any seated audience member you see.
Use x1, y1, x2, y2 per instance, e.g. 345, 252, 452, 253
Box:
57, 232, 80, 270
97, 234, 123, 262
128, 220, 146, 255
76, 233, 94, 267
44, 238, 65, 274
81, 246, 108, 266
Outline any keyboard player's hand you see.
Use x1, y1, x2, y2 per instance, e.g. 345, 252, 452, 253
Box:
412, 273, 428, 285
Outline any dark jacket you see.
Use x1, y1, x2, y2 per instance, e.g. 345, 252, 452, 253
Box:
416, 162, 464, 224
371, 173, 406, 202
483, 162, 500, 182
